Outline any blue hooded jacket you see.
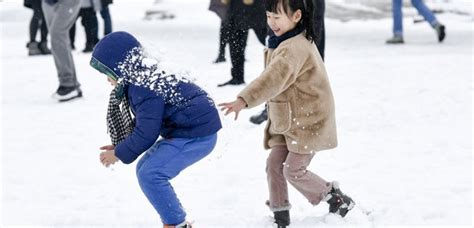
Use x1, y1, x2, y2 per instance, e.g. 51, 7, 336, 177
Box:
90, 31, 222, 164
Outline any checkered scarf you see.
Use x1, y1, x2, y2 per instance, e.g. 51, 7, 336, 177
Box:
107, 86, 135, 146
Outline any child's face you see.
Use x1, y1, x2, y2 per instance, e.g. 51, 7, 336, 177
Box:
107, 77, 118, 87
266, 4, 302, 37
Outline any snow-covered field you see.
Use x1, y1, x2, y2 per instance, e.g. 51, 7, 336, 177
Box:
1, 0, 472, 227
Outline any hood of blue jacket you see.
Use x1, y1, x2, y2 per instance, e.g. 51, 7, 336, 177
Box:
90, 31, 142, 81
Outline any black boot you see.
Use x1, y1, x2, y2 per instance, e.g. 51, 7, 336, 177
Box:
213, 55, 226, 63
82, 43, 95, 53
435, 24, 446, 43
39, 42, 51, 55
27, 41, 42, 56
249, 108, 268, 125
274, 210, 290, 228
323, 182, 355, 217
217, 78, 244, 87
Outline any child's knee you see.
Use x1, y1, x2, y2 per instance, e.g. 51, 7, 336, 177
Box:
136, 166, 168, 186
282, 164, 305, 181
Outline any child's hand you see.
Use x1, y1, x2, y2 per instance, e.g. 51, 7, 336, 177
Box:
99, 145, 118, 168
218, 97, 247, 120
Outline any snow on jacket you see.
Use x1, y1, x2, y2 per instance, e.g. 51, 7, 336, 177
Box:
91, 31, 222, 164
238, 33, 337, 154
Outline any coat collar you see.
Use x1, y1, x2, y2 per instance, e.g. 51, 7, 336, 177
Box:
268, 25, 305, 49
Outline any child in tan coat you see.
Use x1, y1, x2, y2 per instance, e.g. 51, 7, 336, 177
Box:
219, 0, 354, 227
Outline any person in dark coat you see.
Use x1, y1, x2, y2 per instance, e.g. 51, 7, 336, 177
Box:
249, 0, 326, 125
313, 0, 325, 60
69, 0, 101, 52
24, 0, 51, 55
209, 0, 230, 63
90, 31, 221, 228
218, 0, 267, 87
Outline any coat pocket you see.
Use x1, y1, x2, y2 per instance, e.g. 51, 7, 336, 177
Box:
268, 101, 292, 134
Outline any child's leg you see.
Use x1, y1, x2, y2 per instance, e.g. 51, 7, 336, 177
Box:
283, 151, 332, 206
136, 134, 217, 225
266, 145, 291, 211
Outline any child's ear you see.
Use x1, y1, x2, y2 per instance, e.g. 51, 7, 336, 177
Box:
292, 9, 302, 23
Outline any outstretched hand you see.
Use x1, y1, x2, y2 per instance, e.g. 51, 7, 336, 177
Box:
218, 97, 247, 120
99, 145, 118, 168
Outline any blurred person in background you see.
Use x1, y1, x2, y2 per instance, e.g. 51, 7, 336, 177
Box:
386, 0, 446, 44
24, 0, 51, 55
100, 0, 113, 36
209, 0, 231, 63
313, 0, 325, 60
217, 0, 267, 87
42, 0, 83, 102
69, 0, 101, 52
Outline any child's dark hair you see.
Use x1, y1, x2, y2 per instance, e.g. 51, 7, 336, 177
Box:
265, 0, 316, 42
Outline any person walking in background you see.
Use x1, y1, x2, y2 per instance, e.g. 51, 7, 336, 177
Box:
209, 0, 230, 63
214, 21, 230, 63
217, 0, 267, 87
386, 0, 446, 44
24, 0, 51, 55
42, 0, 83, 102
91, 31, 222, 228
69, 0, 101, 52
249, 0, 326, 125
219, 0, 354, 227
100, 0, 113, 36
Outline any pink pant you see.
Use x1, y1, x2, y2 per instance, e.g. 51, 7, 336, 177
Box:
266, 145, 332, 211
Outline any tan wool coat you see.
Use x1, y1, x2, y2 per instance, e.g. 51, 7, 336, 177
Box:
238, 33, 337, 154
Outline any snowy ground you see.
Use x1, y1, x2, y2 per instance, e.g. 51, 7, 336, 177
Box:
1, 0, 472, 227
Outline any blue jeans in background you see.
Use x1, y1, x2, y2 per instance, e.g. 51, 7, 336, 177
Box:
136, 133, 217, 225
100, 6, 112, 36
392, 0, 439, 36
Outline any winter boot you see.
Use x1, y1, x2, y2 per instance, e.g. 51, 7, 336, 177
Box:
82, 43, 95, 53
27, 41, 42, 56
39, 42, 51, 55
213, 55, 226, 63
249, 108, 268, 125
217, 78, 245, 87
435, 24, 446, 42
385, 35, 404, 44
274, 210, 290, 228
163, 221, 192, 228
323, 182, 355, 217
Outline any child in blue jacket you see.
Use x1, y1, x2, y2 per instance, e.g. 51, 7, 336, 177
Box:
90, 31, 221, 228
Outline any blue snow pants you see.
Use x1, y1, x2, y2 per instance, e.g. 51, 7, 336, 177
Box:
392, 0, 439, 36
136, 133, 217, 225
